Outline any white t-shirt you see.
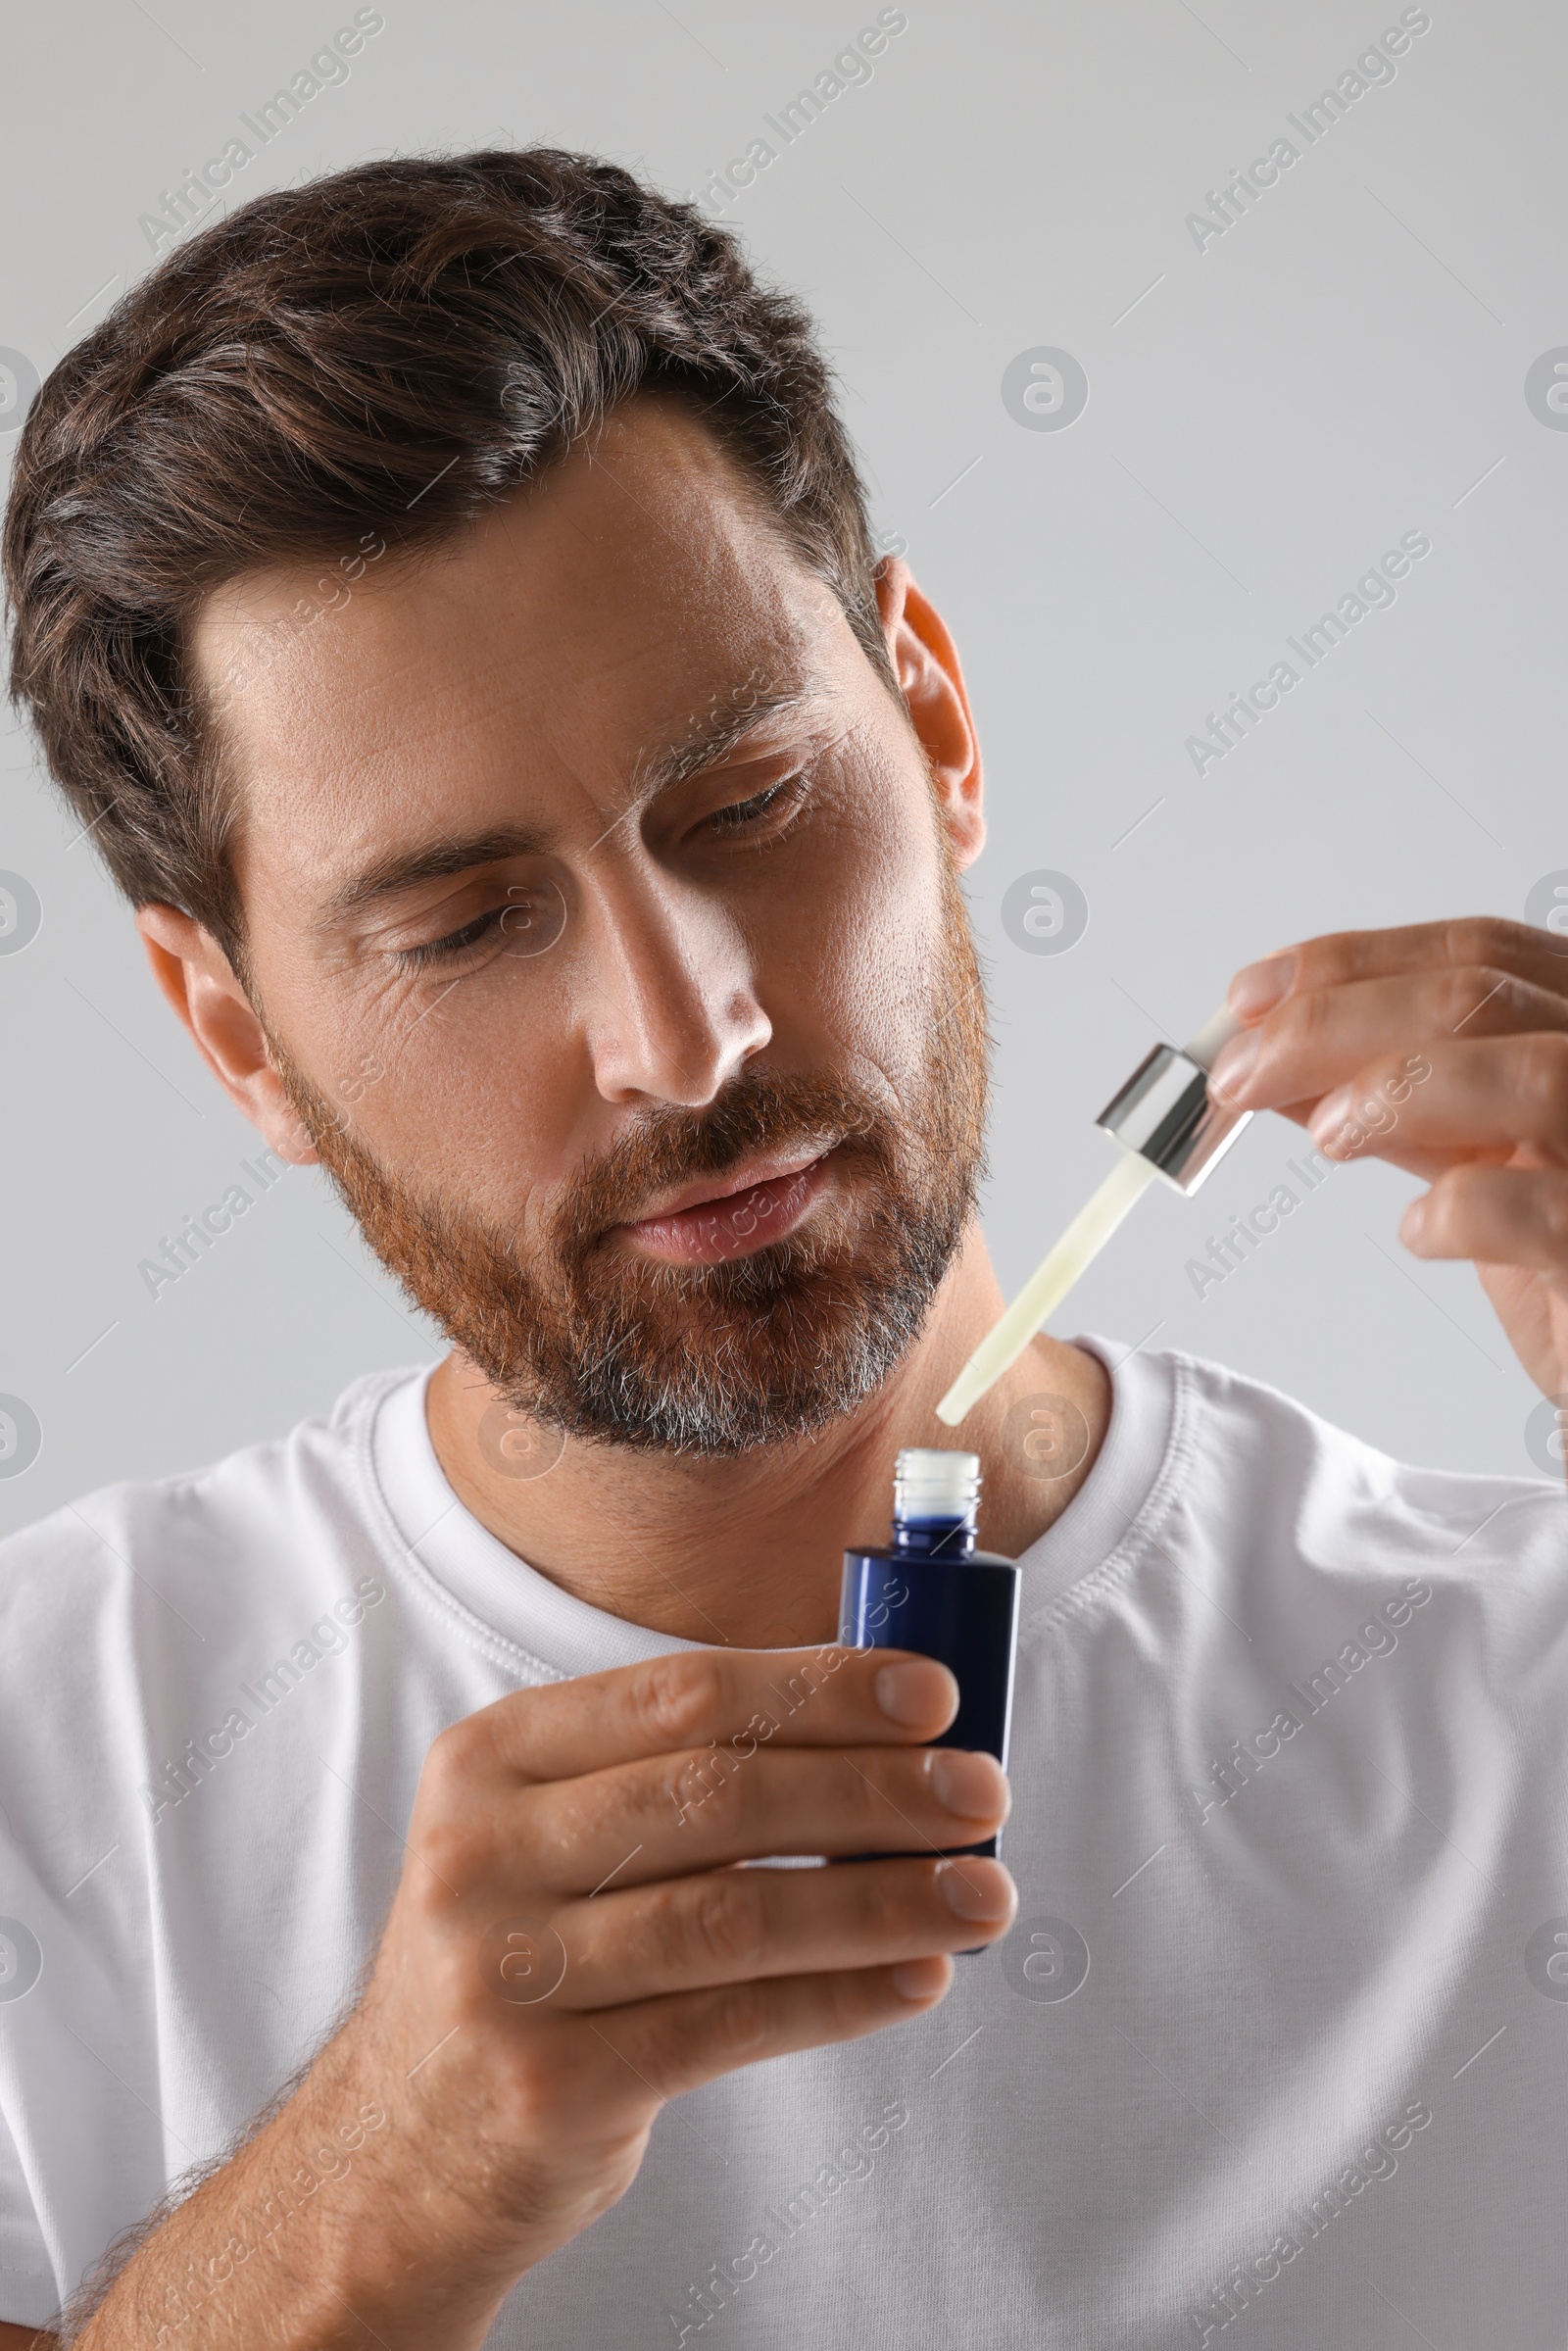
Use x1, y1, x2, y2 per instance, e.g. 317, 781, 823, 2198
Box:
0, 1340, 1564, 2347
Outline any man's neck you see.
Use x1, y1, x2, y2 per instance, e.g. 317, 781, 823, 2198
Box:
424, 1224, 1111, 1648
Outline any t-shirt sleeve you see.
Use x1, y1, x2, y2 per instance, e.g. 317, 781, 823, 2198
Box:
0, 2098, 60, 2330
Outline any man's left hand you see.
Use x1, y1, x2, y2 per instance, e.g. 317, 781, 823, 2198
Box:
1209, 917, 1568, 1404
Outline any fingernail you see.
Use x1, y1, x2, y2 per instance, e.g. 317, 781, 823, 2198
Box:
1307, 1085, 1352, 1152
1208, 1027, 1261, 1102
937, 1858, 1016, 1924
1228, 955, 1295, 1018
875, 1658, 958, 1728
1399, 1196, 1428, 1247
928, 1748, 1008, 1821
892, 1955, 953, 2002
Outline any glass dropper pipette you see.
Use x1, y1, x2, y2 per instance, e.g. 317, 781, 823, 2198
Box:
936, 1004, 1251, 1428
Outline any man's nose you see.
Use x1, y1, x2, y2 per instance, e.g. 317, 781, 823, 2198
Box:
578, 855, 771, 1107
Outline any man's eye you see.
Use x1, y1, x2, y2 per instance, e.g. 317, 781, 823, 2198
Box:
397, 907, 507, 971
704, 771, 811, 836
391, 778, 807, 970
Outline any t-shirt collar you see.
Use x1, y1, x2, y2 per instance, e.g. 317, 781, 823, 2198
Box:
367, 1333, 1175, 1675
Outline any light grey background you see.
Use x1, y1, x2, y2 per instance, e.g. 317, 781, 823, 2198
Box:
1, 0, 1561, 1537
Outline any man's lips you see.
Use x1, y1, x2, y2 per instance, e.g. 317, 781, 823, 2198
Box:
614, 1149, 833, 1265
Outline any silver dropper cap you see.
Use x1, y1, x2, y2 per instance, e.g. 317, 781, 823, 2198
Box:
1094, 1004, 1251, 1196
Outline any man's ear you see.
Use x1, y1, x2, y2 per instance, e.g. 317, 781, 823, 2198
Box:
873, 556, 985, 869
135, 904, 319, 1165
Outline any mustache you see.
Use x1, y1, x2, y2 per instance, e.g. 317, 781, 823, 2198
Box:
274, 1025, 886, 1255
552, 1069, 886, 1249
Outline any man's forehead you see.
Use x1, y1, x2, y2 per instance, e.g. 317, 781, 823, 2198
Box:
193, 401, 855, 827
194, 396, 819, 680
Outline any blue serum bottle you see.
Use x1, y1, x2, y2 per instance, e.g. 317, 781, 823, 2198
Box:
839, 1448, 1019, 1862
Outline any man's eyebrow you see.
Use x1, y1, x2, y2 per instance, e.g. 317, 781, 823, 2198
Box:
318, 826, 552, 924
626, 675, 835, 802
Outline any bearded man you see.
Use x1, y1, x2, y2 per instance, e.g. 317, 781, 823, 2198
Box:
1, 148, 1564, 2350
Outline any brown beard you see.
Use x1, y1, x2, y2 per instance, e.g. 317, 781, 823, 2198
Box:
272, 860, 991, 1457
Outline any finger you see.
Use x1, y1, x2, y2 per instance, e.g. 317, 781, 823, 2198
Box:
1208, 970, 1568, 1114
578, 1956, 955, 2109
452, 1645, 959, 1787
1231, 1086, 1473, 1184
518, 1740, 1010, 1898
1273, 1099, 1475, 1183
1304, 1035, 1568, 1163
553, 1853, 1017, 2010
1401, 1161, 1568, 1276
1227, 917, 1568, 1023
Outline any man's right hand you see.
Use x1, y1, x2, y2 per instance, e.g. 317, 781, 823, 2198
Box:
68, 1645, 1013, 2348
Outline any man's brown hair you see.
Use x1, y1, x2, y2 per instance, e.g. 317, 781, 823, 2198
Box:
3, 147, 892, 965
